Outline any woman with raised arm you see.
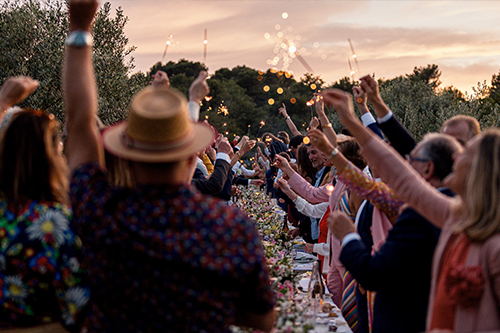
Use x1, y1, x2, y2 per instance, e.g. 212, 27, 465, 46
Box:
322, 88, 500, 332
0, 77, 89, 332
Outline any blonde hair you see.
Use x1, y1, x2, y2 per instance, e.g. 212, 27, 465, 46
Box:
456, 128, 500, 241
441, 115, 480, 140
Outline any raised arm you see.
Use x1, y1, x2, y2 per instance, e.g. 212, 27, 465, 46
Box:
307, 129, 403, 222
0, 76, 39, 115
278, 103, 301, 137
322, 88, 452, 228
274, 155, 329, 203
359, 75, 416, 156
359, 75, 391, 120
314, 93, 337, 147
231, 138, 255, 167
353, 86, 384, 139
187, 71, 209, 121
63, 0, 103, 171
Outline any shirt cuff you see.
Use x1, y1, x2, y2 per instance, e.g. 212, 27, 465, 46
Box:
188, 101, 200, 122
216, 152, 231, 164
360, 113, 376, 127
377, 110, 393, 124
341, 232, 361, 247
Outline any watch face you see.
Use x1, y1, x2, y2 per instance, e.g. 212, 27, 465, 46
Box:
67, 31, 92, 47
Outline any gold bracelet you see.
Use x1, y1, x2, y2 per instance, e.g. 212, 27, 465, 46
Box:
321, 123, 332, 129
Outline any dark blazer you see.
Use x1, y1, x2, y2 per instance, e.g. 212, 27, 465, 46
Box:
214, 169, 233, 201
367, 122, 384, 140
377, 115, 416, 157
340, 188, 453, 333
354, 200, 375, 333
191, 159, 231, 195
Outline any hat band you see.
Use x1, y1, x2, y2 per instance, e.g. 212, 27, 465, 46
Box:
121, 130, 195, 152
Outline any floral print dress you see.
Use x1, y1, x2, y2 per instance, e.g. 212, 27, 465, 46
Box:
0, 198, 89, 331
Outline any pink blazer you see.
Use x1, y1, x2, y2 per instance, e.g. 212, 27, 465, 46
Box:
362, 135, 500, 332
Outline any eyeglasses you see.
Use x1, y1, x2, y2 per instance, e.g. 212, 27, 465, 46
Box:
405, 154, 430, 163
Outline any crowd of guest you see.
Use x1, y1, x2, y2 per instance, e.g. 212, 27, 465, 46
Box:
0, 0, 498, 332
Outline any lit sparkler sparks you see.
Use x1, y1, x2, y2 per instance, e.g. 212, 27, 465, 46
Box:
161, 34, 173, 62
203, 29, 208, 64
348, 38, 360, 80
281, 36, 314, 73
326, 184, 334, 195
217, 104, 229, 116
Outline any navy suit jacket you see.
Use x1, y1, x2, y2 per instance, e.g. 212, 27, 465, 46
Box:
192, 159, 231, 196
377, 115, 416, 157
354, 200, 375, 333
340, 188, 453, 333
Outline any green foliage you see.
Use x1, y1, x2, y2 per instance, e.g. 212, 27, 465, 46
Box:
0, 0, 67, 117
2, 1, 499, 141
0, 0, 147, 125
407, 64, 441, 89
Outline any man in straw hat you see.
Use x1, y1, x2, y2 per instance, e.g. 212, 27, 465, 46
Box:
62, 1, 276, 331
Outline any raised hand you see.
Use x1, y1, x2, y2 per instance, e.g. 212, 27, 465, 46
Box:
313, 93, 324, 115
206, 145, 216, 161
274, 154, 292, 173
306, 129, 335, 156
278, 103, 288, 118
240, 139, 256, 155
359, 75, 382, 104
151, 70, 170, 88
321, 89, 357, 127
214, 133, 224, 149
189, 71, 209, 103
308, 116, 320, 130
0, 76, 39, 112
249, 179, 264, 186
352, 86, 367, 106
69, 0, 98, 32
274, 176, 286, 189
217, 137, 232, 155
328, 210, 356, 241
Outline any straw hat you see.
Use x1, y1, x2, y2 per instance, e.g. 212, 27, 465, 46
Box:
102, 86, 214, 163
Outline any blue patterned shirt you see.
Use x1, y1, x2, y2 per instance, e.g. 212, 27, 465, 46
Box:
70, 162, 275, 332
0, 198, 89, 331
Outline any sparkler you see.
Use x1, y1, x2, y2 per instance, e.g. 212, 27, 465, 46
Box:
256, 120, 266, 139
161, 34, 173, 62
281, 36, 314, 73
326, 184, 334, 195
203, 29, 208, 64
217, 104, 229, 116
348, 58, 356, 82
348, 38, 360, 80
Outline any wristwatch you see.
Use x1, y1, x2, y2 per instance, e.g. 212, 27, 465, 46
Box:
66, 30, 93, 47
327, 147, 339, 160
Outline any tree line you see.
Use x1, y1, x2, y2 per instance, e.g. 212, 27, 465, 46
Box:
2, 0, 500, 141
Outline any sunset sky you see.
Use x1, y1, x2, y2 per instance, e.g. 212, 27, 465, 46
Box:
108, 0, 500, 94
